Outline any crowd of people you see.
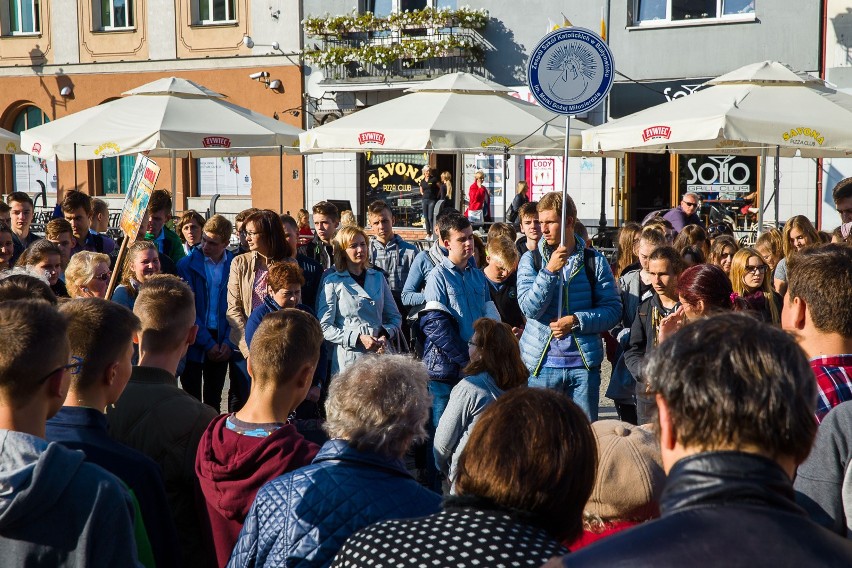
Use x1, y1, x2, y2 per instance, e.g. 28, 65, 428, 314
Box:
1, 176, 852, 567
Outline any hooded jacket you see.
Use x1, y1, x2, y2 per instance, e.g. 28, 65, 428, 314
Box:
196, 414, 319, 567
0, 429, 141, 567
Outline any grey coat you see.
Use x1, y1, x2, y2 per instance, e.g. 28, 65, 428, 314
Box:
434, 372, 505, 485
317, 268, 402, 375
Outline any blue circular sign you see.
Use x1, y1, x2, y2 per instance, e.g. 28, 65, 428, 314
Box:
527, 27, 615, 115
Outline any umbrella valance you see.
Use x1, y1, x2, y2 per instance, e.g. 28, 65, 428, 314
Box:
582, 61, 852, 158
299, 72, 588, 155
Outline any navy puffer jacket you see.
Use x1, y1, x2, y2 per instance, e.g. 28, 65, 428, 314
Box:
227, 439, 440, 568
419, 301, 470, 382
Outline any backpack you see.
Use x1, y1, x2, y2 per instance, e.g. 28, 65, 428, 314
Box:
533, 246, 598, 306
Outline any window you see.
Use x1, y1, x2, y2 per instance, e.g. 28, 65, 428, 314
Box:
362, 0, 455, 16
9, 0, 39, 33
634, 0, 754, 25
101, 155, 135, 195
199, 0, 235, 24
100, 0, 133, 29
11, 106, 56, 193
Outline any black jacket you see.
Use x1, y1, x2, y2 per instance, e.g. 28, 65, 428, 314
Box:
623, 293, 678, 383
555, 452, 852, 568
487, 272, 524, 329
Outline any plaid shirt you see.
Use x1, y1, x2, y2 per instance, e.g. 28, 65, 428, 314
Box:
369, 235, 418, 293
811, 354, 852, 423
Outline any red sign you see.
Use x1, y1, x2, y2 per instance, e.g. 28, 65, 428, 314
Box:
31, 142, 41, 155
358, 131, 386, 145
642, 126, 672, 142
203, 136, 232, 148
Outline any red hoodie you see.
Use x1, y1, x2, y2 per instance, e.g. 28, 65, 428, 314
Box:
195, 414, 319, 567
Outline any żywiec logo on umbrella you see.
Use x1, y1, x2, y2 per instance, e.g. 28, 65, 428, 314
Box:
358, 132, 386, 146
642, 126, 672, 142
203, 136, 232, 148
781, 127, 824, 147
94, 142, 120, 157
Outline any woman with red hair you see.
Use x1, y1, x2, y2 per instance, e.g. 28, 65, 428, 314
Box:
657, 264, 734, 343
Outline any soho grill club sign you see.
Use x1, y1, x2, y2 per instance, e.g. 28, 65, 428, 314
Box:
685, 155, 752, 194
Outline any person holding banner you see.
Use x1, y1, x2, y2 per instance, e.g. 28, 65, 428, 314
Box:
516, 192, 621, 421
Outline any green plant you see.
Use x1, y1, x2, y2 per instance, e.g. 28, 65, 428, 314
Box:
303, 6, 488, 36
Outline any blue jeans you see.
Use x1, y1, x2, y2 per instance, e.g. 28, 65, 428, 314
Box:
424, 380, 455, 493
530, 366, 600, 422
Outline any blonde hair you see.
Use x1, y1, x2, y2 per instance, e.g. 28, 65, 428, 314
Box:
441, 171, 453, 199
486, 236, 519, 268
333, 225, 370, 272
339, 210, 357, 227
474, 170, 485, 181
120, 241, 158, 297
65, 251, 111, 298
782, 215, 820, 258
730, 247, 780, 324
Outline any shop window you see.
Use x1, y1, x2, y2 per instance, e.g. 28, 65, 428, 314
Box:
5, 0, 40, 34
197, 0, 235, 24
101, 155, 135, 195
93, 0, 134, 30
11, 106, 56, 194
633, 0, 754, 26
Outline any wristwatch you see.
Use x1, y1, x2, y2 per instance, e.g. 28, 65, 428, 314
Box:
571, 319, 581, 332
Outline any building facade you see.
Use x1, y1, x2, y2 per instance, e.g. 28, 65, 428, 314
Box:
0, 0, 305, 217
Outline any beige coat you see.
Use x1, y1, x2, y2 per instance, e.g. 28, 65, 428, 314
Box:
226, 251, 260, 357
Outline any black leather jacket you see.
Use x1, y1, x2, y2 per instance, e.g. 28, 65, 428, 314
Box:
555, 452, 852, 567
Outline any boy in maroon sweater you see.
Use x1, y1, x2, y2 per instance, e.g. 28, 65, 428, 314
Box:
195, 309, 322, 566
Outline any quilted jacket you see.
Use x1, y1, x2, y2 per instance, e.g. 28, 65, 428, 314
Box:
418, 301, 469, 382
516, 236, 621, 376
227, 439, 441, 568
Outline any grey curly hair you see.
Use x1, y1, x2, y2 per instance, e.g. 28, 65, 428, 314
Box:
324, 354, 431, 458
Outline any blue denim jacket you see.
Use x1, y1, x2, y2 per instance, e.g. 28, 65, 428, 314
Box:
516, 236, 621, 375
424, 256, 500, 342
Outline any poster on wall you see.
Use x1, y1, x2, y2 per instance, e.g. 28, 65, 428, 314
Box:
466, 154, 505, 219
13, 155, 57, 195
198, 157, 252, 196
527, 157, 556, 201
364, 153, 427, 228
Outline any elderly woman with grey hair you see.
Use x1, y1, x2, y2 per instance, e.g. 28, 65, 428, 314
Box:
228, 354, 441, 568
65, 251, 113, 299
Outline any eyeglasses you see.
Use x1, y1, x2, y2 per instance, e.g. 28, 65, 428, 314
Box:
745, 264, 768, 274
37, 356, 84, 384
682, 201, 698, 208
93, 271, 112, 281
245, 230, 263, 238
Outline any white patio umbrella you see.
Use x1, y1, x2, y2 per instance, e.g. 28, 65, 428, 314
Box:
299, 72, 589, 155
0, 127, 22, 154
581, 61, 852, 227
20, 77, 303, 160
20, 77, 303, 212
582, 61, 852, 158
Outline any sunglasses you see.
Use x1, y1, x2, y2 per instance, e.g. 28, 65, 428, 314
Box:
682, 201, 698, 208
745, 265, 768, 274
93, 271, 112, 281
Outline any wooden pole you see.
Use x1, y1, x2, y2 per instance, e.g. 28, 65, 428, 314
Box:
105, 235, 129, 300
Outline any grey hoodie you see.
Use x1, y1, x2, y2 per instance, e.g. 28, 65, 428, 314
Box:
795, 401, 852, 538
0, 429, 141, 566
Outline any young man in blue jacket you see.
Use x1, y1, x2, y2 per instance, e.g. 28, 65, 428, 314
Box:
516, 191, 621, 421
177, 214, 236, 412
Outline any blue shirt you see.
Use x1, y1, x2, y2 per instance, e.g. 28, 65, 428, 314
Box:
424, 256, 499, 342
204, 254, 226, 330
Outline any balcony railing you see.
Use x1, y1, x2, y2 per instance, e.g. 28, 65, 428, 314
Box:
303, 8, 491, 83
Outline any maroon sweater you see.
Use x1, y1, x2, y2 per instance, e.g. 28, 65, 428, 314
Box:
195, 414, 318, 567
